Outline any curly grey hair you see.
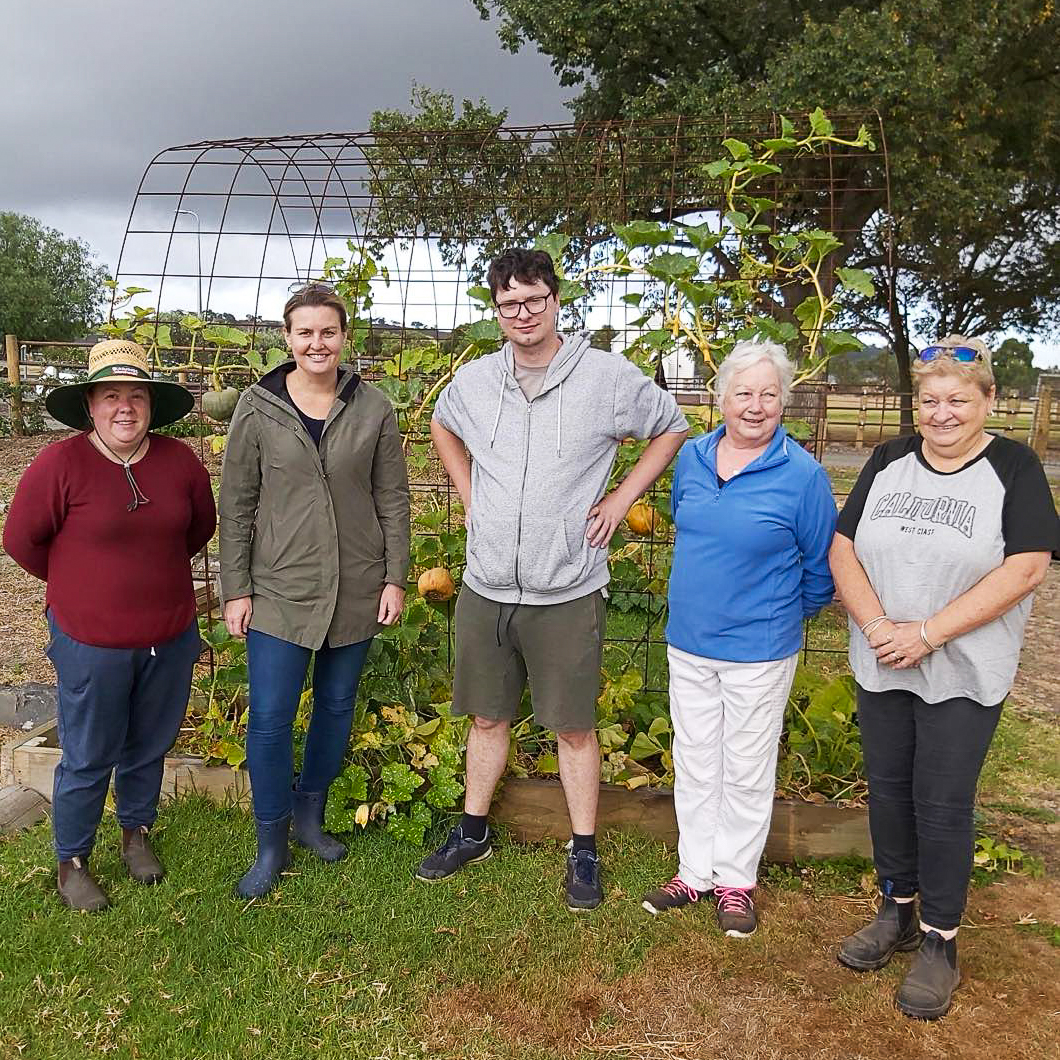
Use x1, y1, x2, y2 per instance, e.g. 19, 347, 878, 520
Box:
714, 339, 795, 409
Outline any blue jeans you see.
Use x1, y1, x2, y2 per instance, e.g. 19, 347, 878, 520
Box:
47, 612, 201, 861
856, 684, 1002, 930
245, 630, 372, 823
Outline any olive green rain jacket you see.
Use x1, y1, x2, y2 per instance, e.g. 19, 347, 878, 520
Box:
218, 362, 410, 649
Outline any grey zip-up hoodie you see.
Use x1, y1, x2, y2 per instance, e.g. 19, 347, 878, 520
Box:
433, 332, 687, 605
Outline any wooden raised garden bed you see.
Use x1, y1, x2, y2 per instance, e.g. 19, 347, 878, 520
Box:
11, 721, 871, 861
12, 720, 250, 808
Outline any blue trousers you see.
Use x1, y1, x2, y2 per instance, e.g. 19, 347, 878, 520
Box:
245, 630, 372, 823
47, 612, 201, 861
856, 684, 1001, 930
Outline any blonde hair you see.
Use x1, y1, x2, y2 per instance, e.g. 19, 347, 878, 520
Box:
912, 334, 995, 396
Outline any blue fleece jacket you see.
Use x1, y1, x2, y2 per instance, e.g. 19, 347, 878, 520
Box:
666, 425, 837, 663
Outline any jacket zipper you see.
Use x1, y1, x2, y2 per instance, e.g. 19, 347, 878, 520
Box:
513, 401, 532, 600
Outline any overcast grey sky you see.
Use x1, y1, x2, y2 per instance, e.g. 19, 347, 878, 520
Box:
1, 0, 571, 273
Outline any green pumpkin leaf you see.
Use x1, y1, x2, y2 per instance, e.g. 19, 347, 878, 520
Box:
463, 319, 502, 344
380, 761, 421, 804
678, 222, 722, 253
384, 801, 433, 845
628, 731, 665, 762
808, 107, 834, 137
533, 231, 571, 264
425, 765, 464, 808
645, 252, 699, 282
836, 267, 875, 299
558, 278, 588, 303
819, 331, 864, 357
612, 220, 675, 249
535, 753, 559, 775
722, 137, 751, 160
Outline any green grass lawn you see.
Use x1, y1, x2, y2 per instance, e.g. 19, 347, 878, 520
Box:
1, 782, 1056, 1060
0, 807, 682, 1060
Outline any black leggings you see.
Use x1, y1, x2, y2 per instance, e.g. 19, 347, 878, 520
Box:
856, 684, 1001, 931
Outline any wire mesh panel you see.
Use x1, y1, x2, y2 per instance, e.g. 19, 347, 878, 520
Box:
112, 114, 891, 692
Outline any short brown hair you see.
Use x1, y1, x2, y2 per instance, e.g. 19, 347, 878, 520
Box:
912, 334, 994, 396
487, 249, 560, 300
283, 283, 348, 332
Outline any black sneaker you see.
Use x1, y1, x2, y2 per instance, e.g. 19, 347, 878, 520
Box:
414, 825, 492, 882
715, 885, 757, 937
565, 848, 603, 912
642, 874, 710, 915
896, 931, 960, 1020
838, 896, 921, 972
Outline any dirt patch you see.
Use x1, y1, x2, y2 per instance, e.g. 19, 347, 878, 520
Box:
420, 880, 1060, 1060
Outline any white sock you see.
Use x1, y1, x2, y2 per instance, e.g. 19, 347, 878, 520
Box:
892, 895, 916, 903
920, 922, 958, 940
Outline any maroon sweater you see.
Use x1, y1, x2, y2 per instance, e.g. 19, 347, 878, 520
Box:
3, 433, 216, 649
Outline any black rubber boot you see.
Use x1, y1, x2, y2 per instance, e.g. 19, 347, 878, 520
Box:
292, 788, 347, 862
838, 895, 921, 971
896, 930, 960, 1020
235, 816, 291, 899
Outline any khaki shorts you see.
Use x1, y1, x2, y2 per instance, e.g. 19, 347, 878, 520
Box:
452, 587, 606, 732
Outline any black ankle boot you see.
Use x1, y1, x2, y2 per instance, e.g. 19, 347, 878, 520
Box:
896, 930, 960, 1020
292, 788, 347, 862
236, 815, 291, 899
838, 895, 921, 971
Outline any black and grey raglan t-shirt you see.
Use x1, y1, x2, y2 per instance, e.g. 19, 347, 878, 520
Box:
836, 435, 1059, 705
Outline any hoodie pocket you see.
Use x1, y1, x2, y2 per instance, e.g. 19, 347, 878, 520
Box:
519, 515, 592, 594
466, 516, 517, 589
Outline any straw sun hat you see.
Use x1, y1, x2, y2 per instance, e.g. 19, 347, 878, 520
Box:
45, 339, 195, 430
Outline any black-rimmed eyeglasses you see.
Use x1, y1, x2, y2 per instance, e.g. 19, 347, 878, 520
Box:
495, 294, 552, 319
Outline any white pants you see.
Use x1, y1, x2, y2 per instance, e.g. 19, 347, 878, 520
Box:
668, 644, 799, 890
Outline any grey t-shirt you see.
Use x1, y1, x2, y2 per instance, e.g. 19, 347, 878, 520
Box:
513, 359, 550, 402
836, 435, 1059, 705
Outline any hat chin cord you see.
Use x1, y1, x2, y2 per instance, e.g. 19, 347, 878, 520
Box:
92, 430, 151, 511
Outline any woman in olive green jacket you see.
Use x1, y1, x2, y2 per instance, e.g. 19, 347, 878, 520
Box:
219, 283, 410, 898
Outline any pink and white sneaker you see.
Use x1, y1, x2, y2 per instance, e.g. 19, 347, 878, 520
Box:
715, 885, 757, 937
641, 874, 710, 915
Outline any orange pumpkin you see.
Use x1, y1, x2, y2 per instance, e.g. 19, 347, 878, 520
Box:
417, 567, 455, 602
625, 501, 658, 537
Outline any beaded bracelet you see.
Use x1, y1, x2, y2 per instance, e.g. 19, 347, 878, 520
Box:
860, 615, 889, 636
920, 620, 942, 652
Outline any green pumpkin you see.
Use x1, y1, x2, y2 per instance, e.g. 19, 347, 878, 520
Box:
202, 387, 240, 422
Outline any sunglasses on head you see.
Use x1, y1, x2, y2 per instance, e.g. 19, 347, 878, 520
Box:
917, 345, 983, 363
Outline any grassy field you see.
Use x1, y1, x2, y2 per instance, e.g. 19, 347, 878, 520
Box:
2, 778, 1057, 1060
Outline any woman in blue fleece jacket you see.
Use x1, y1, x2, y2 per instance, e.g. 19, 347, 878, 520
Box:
641, 340, 837, 937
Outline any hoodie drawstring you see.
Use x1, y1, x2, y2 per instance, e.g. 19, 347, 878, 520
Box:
556, 381, 562, 456
489, 368, 509, 448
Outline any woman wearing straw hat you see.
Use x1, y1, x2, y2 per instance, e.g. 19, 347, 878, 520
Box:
3, 339, 216, 912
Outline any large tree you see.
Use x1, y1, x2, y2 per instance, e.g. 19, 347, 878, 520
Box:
467, 0, 1060, 428
0, 212, 110, 342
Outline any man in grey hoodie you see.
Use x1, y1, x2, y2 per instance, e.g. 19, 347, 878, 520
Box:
415, 249, 688, 910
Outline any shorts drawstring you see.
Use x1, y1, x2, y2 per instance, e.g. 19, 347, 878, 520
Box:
495, 604, 518, 646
